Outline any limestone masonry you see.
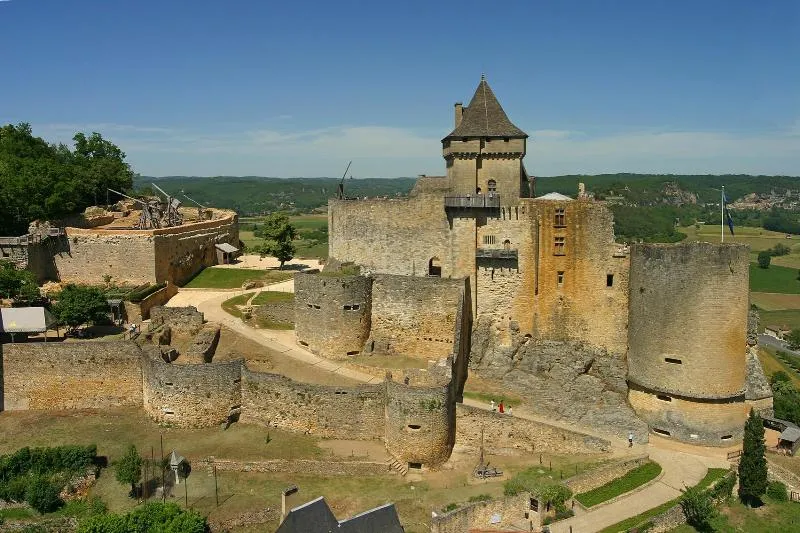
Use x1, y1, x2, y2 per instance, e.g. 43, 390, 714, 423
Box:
325, 76, 770, 446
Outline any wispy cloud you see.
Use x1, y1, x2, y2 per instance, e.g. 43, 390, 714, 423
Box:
30, 122, 800, 177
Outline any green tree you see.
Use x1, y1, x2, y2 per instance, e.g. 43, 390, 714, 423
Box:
114, 445, 142, 498
680, 485, 716, 532
738, 409, 768, 506
51, 284, 109, 330
25, 475, 63, 514
0, 261, 39, 300
787, 329, 800, 351
770, 243, 791, 256
757, 251, 771, 269
254, 213, 297, 268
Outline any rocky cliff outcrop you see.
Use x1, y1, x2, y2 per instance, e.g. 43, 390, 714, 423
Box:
469, 319, 648, 442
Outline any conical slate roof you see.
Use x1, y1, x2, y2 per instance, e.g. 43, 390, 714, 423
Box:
445, 76, 527, 140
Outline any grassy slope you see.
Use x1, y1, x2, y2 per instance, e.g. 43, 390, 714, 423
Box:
667, 497, 800, 532
757, 347, 800, 389
183, 268, 292, 289
250, 291, 293, 305
750, 263, 800, 294
575, 461, 662, 508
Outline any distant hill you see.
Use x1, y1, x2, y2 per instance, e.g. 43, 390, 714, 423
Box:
133, 174, 800, 216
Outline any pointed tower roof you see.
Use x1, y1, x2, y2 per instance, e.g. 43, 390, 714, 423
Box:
444, 75, 527, 140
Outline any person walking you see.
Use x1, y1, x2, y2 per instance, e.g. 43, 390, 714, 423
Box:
490, 399, 496, 411
498, 401, 505, 414
628, 432, 634, 447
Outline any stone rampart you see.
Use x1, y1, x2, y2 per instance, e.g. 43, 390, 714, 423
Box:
203, 458, 391, 477
141, 355, 241, 427
122, 282, 179, 323
294, 273, 371, 359
455, 404, 611, 456
384, 380, 454, 466
149, 306, 204, 333
239, 368, 385, 439
2, 341, 143, 410
430, 493, 530, 533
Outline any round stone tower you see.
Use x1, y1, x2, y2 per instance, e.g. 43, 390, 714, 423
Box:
294, 273, 372, 359
384, 380, 454, 468
627, 242, 750, 445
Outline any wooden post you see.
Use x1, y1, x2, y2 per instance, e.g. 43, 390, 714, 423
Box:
184, 476, 188, 508
214, 464, 219, 507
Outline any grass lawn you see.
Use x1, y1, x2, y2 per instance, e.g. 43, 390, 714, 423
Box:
667, 496, 800, 532
751, 292, 800, 311
295, 240, 328, 259
183, 267, 292, 289
758, 309, 800, 331
679, 225, 793, 252
221, 293, 252, 318
250, 291, 293, 305
750, 263, 800, 294
757, 347, 800, 389
575, 461, 662, 508
598, 468, 728, 533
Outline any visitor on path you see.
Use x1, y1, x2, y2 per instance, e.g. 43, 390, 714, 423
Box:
508, 406, 513, 416
628, 432, 634, 447
498, 401, 505, 414
490, 399, 496, 411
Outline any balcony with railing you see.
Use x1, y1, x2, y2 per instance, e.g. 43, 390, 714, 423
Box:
444, 194, 500, 209
476, 248, 518, 260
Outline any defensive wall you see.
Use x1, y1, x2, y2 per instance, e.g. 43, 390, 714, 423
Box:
627, 242, 750, 445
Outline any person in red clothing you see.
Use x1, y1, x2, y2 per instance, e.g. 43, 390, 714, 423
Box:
498, 401, 505, 414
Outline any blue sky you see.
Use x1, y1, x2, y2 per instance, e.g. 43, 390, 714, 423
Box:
1, 0, 799, 177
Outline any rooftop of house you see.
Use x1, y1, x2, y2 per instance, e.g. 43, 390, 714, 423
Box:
444, 75, 527, 140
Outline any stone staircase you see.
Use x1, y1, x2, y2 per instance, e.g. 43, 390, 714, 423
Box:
388, 458, 408, 477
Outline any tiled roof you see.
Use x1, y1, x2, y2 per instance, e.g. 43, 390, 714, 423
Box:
445, 76, 527, 140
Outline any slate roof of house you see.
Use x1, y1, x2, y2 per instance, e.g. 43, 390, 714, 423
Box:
444, 76, 527, 140
276, 497, 404, 533
780, 427, 800, 443
0, 307, 57, 333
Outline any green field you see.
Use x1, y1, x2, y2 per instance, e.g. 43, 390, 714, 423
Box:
575, 461, 662, 508
759, 309, 800, 332
749, 263, 800, 294
183, 268, 292, 289
240, 215, 328, 259
680, 225, 796, 252
251, 291, 293, 305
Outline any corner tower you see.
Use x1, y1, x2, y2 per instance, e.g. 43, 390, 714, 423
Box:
442, 76, 529, 204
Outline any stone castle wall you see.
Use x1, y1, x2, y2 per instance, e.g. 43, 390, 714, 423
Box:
239, 368, 385, 440
294, 273, 372, 359
49, 210, 238, 285
1, 341, 143, 410
369, 275, 463, 359
142, 355, 242, 427
384, 380, 454, 466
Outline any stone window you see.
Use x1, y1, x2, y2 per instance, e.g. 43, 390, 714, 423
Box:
483, 235, 496, 245
653, 427, 671, 436
721, 435, 733, 441
428, 257, 442, 277
554, 208, 566, 227
503, 239, 511, 251
554, 236, 566, 256
487, 179, 497, 193
503, 137, 509, 142
606, 274, 614, 287
343, 305, 351, 310
664, 357, 682, 364
557, 271, 565, 287
352, 304, 360, 310
656, 394, 672, 402
407, 424, 421, 430
408, 462, 422, 470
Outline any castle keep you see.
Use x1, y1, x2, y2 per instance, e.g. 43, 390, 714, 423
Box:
326, 76, 767, 446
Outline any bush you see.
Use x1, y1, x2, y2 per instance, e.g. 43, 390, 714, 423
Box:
770, 243, 791, 256
441, 502, 459, 513
77, 502, 207, 533
680, 485, 716, 532
709, 471, 736, 501
468, 494, 492, 503
766, 480, 788, 501
757, 251, 772, 269
25, 475, 63, 514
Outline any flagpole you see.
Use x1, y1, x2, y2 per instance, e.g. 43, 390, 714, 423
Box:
721, 186, 725, 243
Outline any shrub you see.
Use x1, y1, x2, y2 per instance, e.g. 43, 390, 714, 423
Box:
468, 494, 492, 503
709, 471, 736, 501
441, 502, 459, 513
680, 485, 716, 532
757, 251, 771, 269
25, 475, 63, 514
77, 502, 207, 533
766, 480, 788, 501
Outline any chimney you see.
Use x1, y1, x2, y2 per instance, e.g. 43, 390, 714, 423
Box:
454, 102, 463, 127
281, 485, 299, 523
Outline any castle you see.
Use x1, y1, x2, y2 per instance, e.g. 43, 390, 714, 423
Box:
323, 76, 771, 446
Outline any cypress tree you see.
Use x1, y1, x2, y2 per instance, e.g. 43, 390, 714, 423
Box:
738, 409, 768, 505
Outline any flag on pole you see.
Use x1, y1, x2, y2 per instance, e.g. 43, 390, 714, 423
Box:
722, 190, 735, 236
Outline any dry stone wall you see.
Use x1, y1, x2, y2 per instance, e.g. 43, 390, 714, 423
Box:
149, 306, 204, 333
563, 454, 650, 493
430, 493, 530, 533
2, 341, 143, 410
142, 355, 241, 428
239, 368, 385, 440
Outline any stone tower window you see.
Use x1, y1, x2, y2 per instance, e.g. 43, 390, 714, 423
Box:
557, 271, 565, 287
554, 236, 566, 256
664, 357, 682, 364
606, 274, 614, 287
483, 235, 496, 245
503, 239, 511, 251
554, 208, 566, 227
487, 179, 497, 193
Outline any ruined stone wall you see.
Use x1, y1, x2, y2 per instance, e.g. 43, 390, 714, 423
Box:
149, 306, 204, 333
746, 348, 774, 417
239, 368, 385, 439
328, 194, 456, 277
141, 355, 241, 427
2, 342, 143, 410
122, 282, 179, 323
0, 241, 58, 282
527, 199, 630, 354
384, 380, 454, 467
430, 493, 530, 533
368, 275, 464, 359
294, 273, 371, 358
455, 404, 611, 456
